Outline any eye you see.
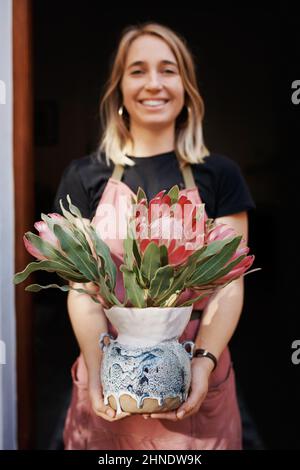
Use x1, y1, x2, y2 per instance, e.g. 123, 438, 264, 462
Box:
162, 69, 176, 74
130, 69, 144, 75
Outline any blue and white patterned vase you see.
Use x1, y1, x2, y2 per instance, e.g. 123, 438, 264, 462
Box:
99, 306, 194, 414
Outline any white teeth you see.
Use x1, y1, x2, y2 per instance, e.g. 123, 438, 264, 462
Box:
141, 100, 167, 107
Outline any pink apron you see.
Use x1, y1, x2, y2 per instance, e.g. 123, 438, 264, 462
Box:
63, 161, 242, 450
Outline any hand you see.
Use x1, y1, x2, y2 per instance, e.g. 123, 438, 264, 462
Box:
144, 357, 214, 421
88, 356, 131, 422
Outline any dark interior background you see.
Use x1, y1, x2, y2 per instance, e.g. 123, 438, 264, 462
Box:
32, 3, 300, 449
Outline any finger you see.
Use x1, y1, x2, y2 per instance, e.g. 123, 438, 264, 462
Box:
90, 395, 131, 421
150, 411, 178, 421
113, 412, 131, 421
94, 410, 131, 422
89, 386, 116, 418
176, 390, 206, 419
89, 386, 132, 421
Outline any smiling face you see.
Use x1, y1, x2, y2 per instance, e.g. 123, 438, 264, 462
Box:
121, 35, 185, 130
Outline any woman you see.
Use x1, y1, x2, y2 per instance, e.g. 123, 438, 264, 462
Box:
53, 22, 255, 450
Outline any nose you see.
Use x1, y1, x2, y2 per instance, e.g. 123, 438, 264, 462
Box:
144, 71, 163, 91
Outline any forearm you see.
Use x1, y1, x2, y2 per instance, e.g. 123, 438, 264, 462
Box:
194, 278, 244, 361
67, 282, 108, 372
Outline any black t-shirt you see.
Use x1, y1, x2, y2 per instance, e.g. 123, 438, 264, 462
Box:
53, 151, 255, 220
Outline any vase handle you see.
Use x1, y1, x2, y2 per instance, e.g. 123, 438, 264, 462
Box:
181, 340, 195, 359
99, 332, 114, 352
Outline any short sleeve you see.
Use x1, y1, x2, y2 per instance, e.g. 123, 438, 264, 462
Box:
52, 161, 91, 219
215, 157, 256, 218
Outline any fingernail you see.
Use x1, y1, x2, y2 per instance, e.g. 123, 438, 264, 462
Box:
106, 409, 115, 417
177, 410, 185, 418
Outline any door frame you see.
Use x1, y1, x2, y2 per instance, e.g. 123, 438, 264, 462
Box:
13, 0, 35, 449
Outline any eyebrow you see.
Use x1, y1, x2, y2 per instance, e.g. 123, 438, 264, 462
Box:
127, 60, 178, 68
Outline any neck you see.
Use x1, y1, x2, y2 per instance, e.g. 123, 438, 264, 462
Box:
129, 122, 175, 157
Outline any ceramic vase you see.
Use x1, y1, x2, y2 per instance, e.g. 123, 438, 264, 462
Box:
99, 306, 194, 414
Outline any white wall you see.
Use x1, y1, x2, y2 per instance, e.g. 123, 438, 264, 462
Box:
0, 0, 17, 450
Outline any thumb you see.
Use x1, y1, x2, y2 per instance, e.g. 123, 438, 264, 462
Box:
176, 385, 205, 419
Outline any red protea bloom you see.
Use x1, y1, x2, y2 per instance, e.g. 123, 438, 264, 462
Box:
134, 190, 205, 266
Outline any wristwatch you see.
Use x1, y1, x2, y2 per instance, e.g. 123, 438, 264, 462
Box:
193, 348, 218, 371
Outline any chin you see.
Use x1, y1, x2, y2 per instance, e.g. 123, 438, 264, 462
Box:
137, 115, 175, 128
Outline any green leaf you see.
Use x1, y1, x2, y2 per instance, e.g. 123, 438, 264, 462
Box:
41, 212, 72, 234
98, 275, 122, 307
140, 242, 161, 282
61, 196, 97, 254
14, 260, 87, 284
25, 282, 100, 301
167, 185, 179, 204
89, 225, 117, 290
121, 267, 146, 307
132, 239, 141, 268
186, 236, 242, 286
199, 238, 238, 258
155, 262, 196, 305
137, 187, 147, 204
66, 194, 83, 219
186, 238, 236, 267
149, 265, 174, 300
58, 200, 78, 225
159, 245, 168, 266
123, 237, 135, 270
48, 206, 93, 255
53, 224, 99, 281
201, 254, 246, 284
132, 264, 146, 288
178, 293, 208, 307
25, 283, 71, 293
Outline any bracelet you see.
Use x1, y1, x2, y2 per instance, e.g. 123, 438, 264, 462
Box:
193, 348, 218, 371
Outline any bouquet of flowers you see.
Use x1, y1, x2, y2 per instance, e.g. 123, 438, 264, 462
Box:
14, 185, 255, 307
14, 185, 257, 414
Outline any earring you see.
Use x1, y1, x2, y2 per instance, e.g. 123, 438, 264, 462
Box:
118, 105, 123, 116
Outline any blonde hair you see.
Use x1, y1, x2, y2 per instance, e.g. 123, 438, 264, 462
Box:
98, 22, 209, 167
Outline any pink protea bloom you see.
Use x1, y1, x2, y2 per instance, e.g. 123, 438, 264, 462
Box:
216, 254, 255, 284
23, 235, 47, 261
23, 213, 64, 260
206, 223, 255, 284
205, 222, 236, 242
134, 190, 205, 266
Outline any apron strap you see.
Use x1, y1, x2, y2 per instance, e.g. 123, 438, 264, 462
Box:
111, 164, 124, 181
180, 162, 196, 189
111, 158, 197, 189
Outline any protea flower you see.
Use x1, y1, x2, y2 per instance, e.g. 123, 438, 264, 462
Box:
133, 189, 205, 266
23, 213, 64, 260
205, 222, 255, 285
14, 190, 258, 310
214, 246, 255, 284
